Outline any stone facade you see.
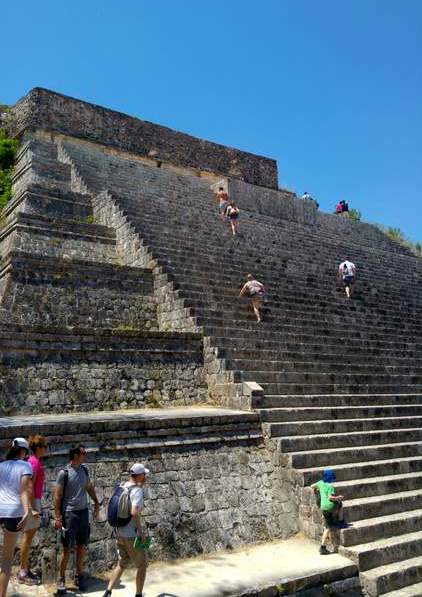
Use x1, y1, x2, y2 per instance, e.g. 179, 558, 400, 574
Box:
10, 88, 278, 189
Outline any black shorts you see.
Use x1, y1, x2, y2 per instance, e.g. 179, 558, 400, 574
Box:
322, 503, 341, 529
343, 275, 355, 288
62, 508, 90, 547
0, 516, 21, 533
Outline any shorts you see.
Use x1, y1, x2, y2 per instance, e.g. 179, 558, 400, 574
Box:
229, 214, 239, 220
0, 516, 21, 533
219, 201, 228, 214
62, 508, 90, 547
343, 275, 355, 288
117, 537, 149, 570
322, 503, 341, 529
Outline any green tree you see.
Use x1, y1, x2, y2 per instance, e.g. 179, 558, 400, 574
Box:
348, 208, 361, 222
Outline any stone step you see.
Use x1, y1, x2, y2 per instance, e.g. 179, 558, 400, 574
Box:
259, 405, 422, 422
383, 581, 422, 596
3, 185, 93, 221
340, 530, 422, 572
270, 416, 422, 437
226, 358, 422, 376
344, 488, 422, 522
336, 472, 422, 500
243, 372, 422, 386
262, 394, 422, 408
0, 251, 153, 291
299, 455, 422, 485
259, 382, 422, 395
340, 508, 422, 547
290, 441, 422, 468
278, 428, 422, 452
360, 554, 422, 595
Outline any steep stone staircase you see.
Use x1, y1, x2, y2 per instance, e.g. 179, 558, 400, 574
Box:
58, 136, 422, 596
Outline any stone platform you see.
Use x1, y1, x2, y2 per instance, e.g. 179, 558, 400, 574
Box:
5, 535, 360, 596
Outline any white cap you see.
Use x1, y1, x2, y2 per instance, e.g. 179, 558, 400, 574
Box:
130, 463, 150, 476
12, 437, 29, 450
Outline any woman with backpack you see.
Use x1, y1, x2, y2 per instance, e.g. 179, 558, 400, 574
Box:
224, 200, 240, 235
239, 274, 266, 323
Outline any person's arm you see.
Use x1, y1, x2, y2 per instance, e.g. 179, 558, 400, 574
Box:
86, 480, 100, 518
17, 474, 36, 530
239, 283, 247, 297
54, 483, 64, 529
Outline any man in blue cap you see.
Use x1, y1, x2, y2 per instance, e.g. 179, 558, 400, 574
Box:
311, 469, 346, 555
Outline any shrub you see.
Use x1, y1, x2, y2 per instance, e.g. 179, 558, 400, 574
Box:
348, 209, 361, 222
0, 129, 18, 209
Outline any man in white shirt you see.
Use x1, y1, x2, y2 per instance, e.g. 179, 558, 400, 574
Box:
338, 260, 357, 298
102, 463, 149, 597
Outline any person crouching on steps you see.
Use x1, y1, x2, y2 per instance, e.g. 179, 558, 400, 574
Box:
239, 274, 266, 323
102, 463, 150, 597
224, 200, 240, 235
311, 468, 347, 555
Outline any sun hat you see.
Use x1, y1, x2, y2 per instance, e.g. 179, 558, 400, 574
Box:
12, 437, 29, 451
130, 463, 150, 476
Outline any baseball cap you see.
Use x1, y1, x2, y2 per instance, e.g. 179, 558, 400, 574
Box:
12, 437, 29, 451
130, 463, 150, 476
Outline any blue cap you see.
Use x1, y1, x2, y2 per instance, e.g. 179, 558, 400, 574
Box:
322, 469, 336, 483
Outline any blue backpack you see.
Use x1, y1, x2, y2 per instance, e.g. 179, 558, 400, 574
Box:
107, 484, 133, 527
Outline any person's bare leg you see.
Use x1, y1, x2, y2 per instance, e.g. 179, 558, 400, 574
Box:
59, 547, 70, 579
76, 545, 85, 576
321, 528, 330, 547
20, 528, 37, 574
0, 530, 19, 597
107, 563, 124, 592
252, 299, 261, 322
135, 558, 147, 594
345, 285, 350, 298
231, 221, 236, 235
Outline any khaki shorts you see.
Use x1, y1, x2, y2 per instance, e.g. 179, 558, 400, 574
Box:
117, 537, 148, 569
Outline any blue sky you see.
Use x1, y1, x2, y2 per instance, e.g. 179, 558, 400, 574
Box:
2, 0, 421, 242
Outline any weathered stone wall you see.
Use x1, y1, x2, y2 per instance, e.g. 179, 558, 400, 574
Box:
11, 88, 279, 189
0, 412, 297, 577
0, 329, 206, 415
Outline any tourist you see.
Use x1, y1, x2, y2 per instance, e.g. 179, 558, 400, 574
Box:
18, 434, 48, 585
0, 438, 38, 597
311, 469, 346, 555
102, 463, 150, 597
302, 191, 310, 201
335, 201, 343, 214
54, 446, 100, 595
239, 274, 266, 323
215, 186, 229, 220
224, 200, 240, 235
338, 259, 357, 299
341, 200, 349, 213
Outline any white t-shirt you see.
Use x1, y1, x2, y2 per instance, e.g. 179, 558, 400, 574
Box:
0, 459, 33, 518
117, 481, 144, 538
339, 260, 356, 278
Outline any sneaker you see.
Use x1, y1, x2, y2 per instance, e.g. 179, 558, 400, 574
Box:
335, 521, 352, 529
17, 571, 38, 585
75, 573, 89, 592
57, 577, 67, 595
319, 545, 330, 555
101, 591, 112, 597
